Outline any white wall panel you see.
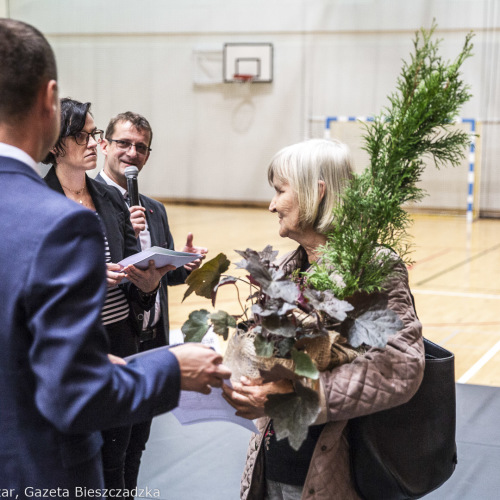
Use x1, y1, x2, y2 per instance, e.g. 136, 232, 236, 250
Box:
8, 0, 500, 214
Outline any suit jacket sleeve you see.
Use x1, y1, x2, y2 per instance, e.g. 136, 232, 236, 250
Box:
26, 209, 180, 433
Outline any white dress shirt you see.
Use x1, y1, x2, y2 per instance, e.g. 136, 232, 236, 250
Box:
0, 142, 39, 174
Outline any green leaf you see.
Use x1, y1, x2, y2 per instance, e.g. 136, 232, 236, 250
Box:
181, 309, 210, 342
254, 334, 274, 357
348, 308, 403, 348
182, 253, 230, 301
261, 315, 297, 338
209, 310, 236, 341
265, 381, 321, 450
291, 349, 319, 380
278, 337, 296, 357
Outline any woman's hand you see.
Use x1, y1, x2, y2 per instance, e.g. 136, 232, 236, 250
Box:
221, 376, 294, 420
106, 263, 127, 288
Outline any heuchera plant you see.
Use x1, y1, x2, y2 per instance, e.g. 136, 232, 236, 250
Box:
181, 247, 403, 449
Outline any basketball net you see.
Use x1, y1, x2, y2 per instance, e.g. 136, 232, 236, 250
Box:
232, 74, 255, 98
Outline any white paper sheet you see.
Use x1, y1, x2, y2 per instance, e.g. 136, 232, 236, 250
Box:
118, 246, 202, 270
171, 386, 259, 433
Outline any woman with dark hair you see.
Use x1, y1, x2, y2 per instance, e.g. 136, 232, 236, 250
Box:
42, 98, 172, 494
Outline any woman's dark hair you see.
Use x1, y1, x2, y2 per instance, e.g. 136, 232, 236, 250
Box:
42, 98, 91, 166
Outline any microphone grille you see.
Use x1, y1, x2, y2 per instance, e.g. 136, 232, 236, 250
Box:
124, 166, 139, 178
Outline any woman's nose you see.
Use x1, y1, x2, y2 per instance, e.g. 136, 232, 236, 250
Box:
269, 197, 277, 213
88, 136, 98, 148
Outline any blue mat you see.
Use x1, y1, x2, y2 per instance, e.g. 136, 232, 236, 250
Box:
139, 383, 500, 499
137, 413, 251, 500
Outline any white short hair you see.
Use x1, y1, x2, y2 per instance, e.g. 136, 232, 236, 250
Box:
268, 138, 354, 234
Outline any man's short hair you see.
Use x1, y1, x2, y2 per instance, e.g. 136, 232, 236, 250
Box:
0, 19, 57, 123
105, 111, 153, 147
268, 138, 354, 234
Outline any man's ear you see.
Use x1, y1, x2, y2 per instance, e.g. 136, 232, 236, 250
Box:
100, 139, 108, 156
318, 180, 326, 201
41, 79, 58, 119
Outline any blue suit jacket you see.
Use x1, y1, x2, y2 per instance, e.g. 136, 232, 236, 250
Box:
0, 156, 181, 492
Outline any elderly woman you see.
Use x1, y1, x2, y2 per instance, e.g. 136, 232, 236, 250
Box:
222, 138, 425, 500
42, 98, 172, 493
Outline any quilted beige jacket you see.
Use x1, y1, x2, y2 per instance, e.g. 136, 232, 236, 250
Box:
240, 247, 425, 500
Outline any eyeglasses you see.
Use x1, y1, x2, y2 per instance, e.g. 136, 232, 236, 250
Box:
108, 139, 152, 156
72, 129, 104, 146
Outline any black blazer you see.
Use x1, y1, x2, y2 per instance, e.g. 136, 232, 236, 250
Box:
95, 172, 188, 345
44, 167, 155, 315
140, 193, 189, 346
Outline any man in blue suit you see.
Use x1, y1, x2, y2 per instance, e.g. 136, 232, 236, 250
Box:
0, 19, 230, 496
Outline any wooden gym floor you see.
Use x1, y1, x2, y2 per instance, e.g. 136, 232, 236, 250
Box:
164, 204, 500, 387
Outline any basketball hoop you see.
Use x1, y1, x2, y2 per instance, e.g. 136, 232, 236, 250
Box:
233, 74, 255, 84
231, 74, 255, 100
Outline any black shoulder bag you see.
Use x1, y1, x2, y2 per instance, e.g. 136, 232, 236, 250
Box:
349, 337, 457, 499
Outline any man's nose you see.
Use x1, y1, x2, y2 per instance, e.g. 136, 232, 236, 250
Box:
127, 144, 138, 158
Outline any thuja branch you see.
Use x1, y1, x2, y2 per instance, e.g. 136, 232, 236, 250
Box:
308, 22, 474, 299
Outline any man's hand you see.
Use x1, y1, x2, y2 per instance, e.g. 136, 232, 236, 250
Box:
129, 205, 146, 238
221, 376, 294, 420
106, 263, 127, 288
181, 232, 208, 272
170, 344, 231, 395
124, 260, 175, 293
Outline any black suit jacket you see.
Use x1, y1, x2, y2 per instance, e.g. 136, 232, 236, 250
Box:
95, 172, 189, 346
45, 167, 156, 317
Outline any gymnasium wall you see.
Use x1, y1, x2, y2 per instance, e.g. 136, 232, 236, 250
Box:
8, 0, 500, 216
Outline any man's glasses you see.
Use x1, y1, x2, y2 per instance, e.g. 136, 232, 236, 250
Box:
108, 139, 152, 156
73, 129, 104, 146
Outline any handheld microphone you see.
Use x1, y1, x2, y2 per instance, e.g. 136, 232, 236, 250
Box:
124, 166, 140, 206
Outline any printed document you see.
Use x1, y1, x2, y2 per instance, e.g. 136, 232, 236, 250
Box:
118, 246, 202, 270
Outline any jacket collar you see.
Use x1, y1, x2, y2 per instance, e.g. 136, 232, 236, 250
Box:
0, 143, 38, 172
44, 166, 110, 206
0, 155, 45, 186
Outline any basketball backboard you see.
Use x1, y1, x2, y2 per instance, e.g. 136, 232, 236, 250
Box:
223, 43, 273, 83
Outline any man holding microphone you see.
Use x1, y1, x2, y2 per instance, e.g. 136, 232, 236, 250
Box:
97, 111, 208, 489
